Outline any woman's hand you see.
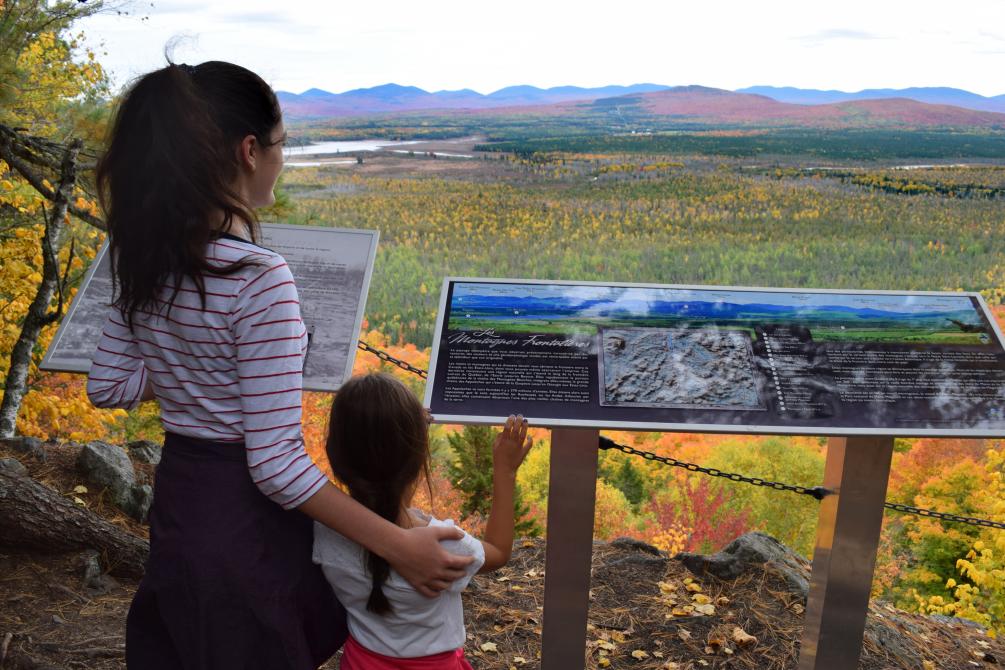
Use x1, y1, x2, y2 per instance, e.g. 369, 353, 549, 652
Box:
300, 482, 473, 597
493, 414, 532, 478
387, 525, 476, 597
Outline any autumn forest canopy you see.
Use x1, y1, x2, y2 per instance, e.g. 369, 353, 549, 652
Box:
0, 0, 1004, 641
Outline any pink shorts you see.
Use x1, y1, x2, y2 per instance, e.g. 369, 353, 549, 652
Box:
339, 635, 474, 670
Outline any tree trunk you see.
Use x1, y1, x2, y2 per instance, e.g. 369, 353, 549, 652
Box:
0, 470, 148, 578
0, 139, 80, 438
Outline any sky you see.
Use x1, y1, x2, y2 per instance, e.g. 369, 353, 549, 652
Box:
78, 0, 1005, 97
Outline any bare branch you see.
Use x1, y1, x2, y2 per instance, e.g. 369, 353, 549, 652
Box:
0, 124, 106, 230
43, 234, 77, 326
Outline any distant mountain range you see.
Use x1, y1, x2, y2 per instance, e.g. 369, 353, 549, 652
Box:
276, 83, 669, 117
602, 87, 1005, 129
737, 86, 1005, 113
277, 83, 1005, 121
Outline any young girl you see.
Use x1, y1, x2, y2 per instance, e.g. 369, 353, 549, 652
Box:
313, 373, 533, 669
86, 61, 471, 670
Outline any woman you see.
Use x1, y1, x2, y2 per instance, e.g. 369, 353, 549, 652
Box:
86, 61, 470, 670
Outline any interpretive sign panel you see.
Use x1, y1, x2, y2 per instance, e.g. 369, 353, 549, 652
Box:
40, 224, 378, 392
425, 278, 1005, 437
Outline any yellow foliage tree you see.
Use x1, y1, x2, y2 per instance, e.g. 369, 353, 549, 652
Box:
0, 1, 117, 441
916, 444, 1005, 636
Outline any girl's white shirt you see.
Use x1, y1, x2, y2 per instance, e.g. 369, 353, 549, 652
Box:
312, 510, 485, 658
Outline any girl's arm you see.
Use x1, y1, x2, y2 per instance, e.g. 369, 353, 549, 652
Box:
299, 482, 474, 597
480, 415, 533, 572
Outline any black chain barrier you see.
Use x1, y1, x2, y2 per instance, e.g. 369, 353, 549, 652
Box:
881, 503, 1005, 530
598, 437, 830, 500
357, 340, 427, 378
598, 438, 1005, 531
356, 341, 1005, 531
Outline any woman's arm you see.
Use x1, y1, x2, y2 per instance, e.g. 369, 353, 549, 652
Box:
229, 256, 473, 593
86, 310, 149, 409
480, 415, 533, 572
298, 482, 474, 596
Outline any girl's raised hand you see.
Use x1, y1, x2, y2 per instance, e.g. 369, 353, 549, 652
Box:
493, 414, 533, 477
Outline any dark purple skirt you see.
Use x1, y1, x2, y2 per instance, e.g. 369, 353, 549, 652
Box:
126, 432, 346, 670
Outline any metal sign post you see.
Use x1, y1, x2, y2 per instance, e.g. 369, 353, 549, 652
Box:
541, 428, 599, 669
798, 435, 895, 669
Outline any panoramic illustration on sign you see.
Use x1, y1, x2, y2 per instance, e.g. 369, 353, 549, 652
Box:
41, 224, 378, 392
426, 279, 1005, 436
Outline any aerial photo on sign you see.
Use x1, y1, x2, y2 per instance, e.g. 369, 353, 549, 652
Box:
426, 279, 1005, 437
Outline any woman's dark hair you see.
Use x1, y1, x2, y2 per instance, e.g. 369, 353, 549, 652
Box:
326, 373, 432, 615
96, 61, 282, 325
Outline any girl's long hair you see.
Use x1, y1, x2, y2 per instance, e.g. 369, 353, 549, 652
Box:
96, 61, 282, 326
326, 373, 432, 615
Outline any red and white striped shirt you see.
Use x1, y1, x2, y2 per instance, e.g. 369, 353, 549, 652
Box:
86, 235, 327, 510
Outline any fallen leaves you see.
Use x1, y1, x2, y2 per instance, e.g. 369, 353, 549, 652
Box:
731, 626, 758, 647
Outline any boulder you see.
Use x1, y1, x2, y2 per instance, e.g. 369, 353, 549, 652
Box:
864, 612, 924, 667
122, 484, 153, 523
605, 537, 668, 570
611, 536, 664, 556
0, 457, 28, 478
595, 536, 669, 588
0, 435, 45, 461
126, 439, 162, 465
77, 549, 120, 596
76, 441, 136, 509
75, 442, 154, 522
676, 531, 810, 599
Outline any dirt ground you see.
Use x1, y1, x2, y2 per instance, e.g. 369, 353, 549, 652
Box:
2, 441, 1002, 669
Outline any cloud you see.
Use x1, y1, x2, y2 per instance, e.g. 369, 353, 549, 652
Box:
797, 28, 884, 46
147, 1, 208, 15
215, 10, 294, 25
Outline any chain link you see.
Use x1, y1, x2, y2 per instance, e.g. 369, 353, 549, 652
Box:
356, 341, 427, 378
354, 342, 1005, 530
599, 437, 830, 500
599, 437, 1005, 530
882, 502, 1005, 530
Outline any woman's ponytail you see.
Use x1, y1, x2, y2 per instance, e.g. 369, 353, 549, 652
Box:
96, 61, 281, 326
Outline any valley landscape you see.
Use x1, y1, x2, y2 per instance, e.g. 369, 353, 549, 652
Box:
4, 31, 1005, 664
259, 80, 1005, 646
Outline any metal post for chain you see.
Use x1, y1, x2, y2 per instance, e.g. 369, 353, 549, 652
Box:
540, 428, 599, 670
798, 436, 895, 670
